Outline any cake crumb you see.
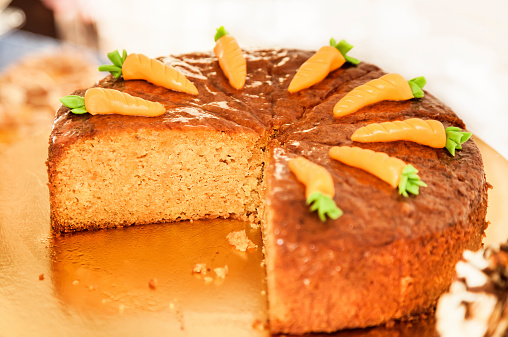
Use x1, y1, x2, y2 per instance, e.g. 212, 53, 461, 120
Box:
38, 273, 44, 281
227, 230, 257, 252
204, 276, 213, 284
72, 280, 79, 285
214, 265, 229, 279
252, 319, 268, 330
247, 214, 257, 224
192, 263, 207, 275
249, 218, 260, 229
148, 278, 158, 290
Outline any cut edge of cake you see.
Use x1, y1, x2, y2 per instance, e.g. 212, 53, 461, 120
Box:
47, 126, 268, 232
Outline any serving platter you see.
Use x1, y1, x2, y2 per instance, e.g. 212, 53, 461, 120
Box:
0, 126, 506, 337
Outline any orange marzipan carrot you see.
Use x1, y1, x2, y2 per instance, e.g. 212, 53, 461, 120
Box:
288, 156, 342, 221
329, 146, 427, 197
288, 46, 345, 93
122, 53, 198, 95
329, 146, 406, 188
351, 118, 447, 148
214, 27, 247, 90
288, 156, 335, 199
84, 88, 166, 117
333, 73, 420, 118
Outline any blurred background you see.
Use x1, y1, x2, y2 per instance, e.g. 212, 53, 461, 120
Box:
0, 0, 507, 159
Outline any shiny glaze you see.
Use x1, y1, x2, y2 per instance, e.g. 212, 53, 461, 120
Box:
50, 48, 486, 247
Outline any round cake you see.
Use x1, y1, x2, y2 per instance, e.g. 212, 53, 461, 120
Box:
47, 48, 489, 334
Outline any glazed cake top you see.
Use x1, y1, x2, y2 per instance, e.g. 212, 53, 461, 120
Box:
49, 48, 486, 247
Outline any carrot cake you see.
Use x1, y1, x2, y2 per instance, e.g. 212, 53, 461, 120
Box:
47, 48, 488, 334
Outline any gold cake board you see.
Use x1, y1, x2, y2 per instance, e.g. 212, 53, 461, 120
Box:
0, 127, 506, 337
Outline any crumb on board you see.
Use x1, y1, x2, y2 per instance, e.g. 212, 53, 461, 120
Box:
72, 280, 79, 285
227, 230, 257, 252
204, 276, 213, 284
192, 263, 207, 275
38, 273, 44, 281
214, 265, 229, 279
252, 318, 268, 330
249, 220, 260, 229
148, 278, 158, 290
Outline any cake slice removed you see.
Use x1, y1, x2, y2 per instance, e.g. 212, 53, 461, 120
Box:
48, 122, 266, 232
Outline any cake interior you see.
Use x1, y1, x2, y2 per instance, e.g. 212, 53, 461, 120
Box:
49, 128, 266, 231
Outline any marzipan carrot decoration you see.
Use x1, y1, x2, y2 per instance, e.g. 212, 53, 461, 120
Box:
333, 73, 426, 117
214, 26, 247, 90
351, 118, 472, 156
60, 88, 166, 117
329, 146, 427, 197
98, 50, 198, 95
288, 156, 343, 221
288, 38, 359, 93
